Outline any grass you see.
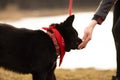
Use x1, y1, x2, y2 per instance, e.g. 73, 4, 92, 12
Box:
0, 68, 115, 80
55, 68, 115, 80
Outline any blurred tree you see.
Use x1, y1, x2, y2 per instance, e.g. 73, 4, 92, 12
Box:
17, 0, 69, 10
0, 0, 101, 10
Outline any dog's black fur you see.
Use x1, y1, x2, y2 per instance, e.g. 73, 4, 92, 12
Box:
0, 15, 82, 80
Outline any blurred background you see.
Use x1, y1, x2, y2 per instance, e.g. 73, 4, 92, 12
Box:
0, 0, 100, 10
0, 0, 116, 80
0, 0, 101, 20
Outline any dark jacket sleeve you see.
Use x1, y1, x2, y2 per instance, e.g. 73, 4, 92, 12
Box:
92, 0, 115, 24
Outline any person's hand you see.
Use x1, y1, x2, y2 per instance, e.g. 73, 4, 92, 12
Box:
78, 20, 97, 49
78, 26, 92, 49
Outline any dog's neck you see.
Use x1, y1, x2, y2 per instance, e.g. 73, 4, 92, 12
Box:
46, 31, 60, 55
42, 25, 65, 66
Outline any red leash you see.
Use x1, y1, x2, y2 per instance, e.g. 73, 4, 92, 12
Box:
42, 1, 73, 66
69, 0, 73, 15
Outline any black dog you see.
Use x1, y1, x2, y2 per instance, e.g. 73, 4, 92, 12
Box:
0, 15, 82, 80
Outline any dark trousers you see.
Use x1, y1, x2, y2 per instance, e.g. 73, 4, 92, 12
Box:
112, 1, 120, 77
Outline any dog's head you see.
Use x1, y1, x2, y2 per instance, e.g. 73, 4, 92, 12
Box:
53, 15, 82, 52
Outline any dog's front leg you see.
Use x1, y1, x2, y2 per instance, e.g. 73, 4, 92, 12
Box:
46, 62, 57, 80
32, 72, 47, 80
46, 72, 56, 80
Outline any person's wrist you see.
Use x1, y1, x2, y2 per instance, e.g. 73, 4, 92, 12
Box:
91, 20, 97, 26
89, 20, 97, 30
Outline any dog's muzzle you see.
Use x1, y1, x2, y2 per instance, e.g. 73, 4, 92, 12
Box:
71, 38, 82, 49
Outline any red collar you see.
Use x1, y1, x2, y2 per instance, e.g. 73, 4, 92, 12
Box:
43, 25, 65, 66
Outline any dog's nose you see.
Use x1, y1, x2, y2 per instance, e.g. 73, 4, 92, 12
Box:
77, 38, 82, 49
71, 38, 82, 49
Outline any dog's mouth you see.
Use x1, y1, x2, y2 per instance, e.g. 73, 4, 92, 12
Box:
71, 38, 82, 49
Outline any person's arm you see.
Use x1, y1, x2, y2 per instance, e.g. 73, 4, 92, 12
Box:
93, 0, 114, 24
78, 20, 97, 49
78, 0, 114, 49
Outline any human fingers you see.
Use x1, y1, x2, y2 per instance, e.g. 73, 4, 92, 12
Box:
78, 35, 88, 49
78, 32, 91, 49
78, 41, 86, 49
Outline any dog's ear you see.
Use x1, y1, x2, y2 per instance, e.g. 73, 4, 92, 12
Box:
64, 15, 75, 25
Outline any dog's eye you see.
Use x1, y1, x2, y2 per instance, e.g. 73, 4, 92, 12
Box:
72, 29, 78, 36
74, 30, 78, 36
